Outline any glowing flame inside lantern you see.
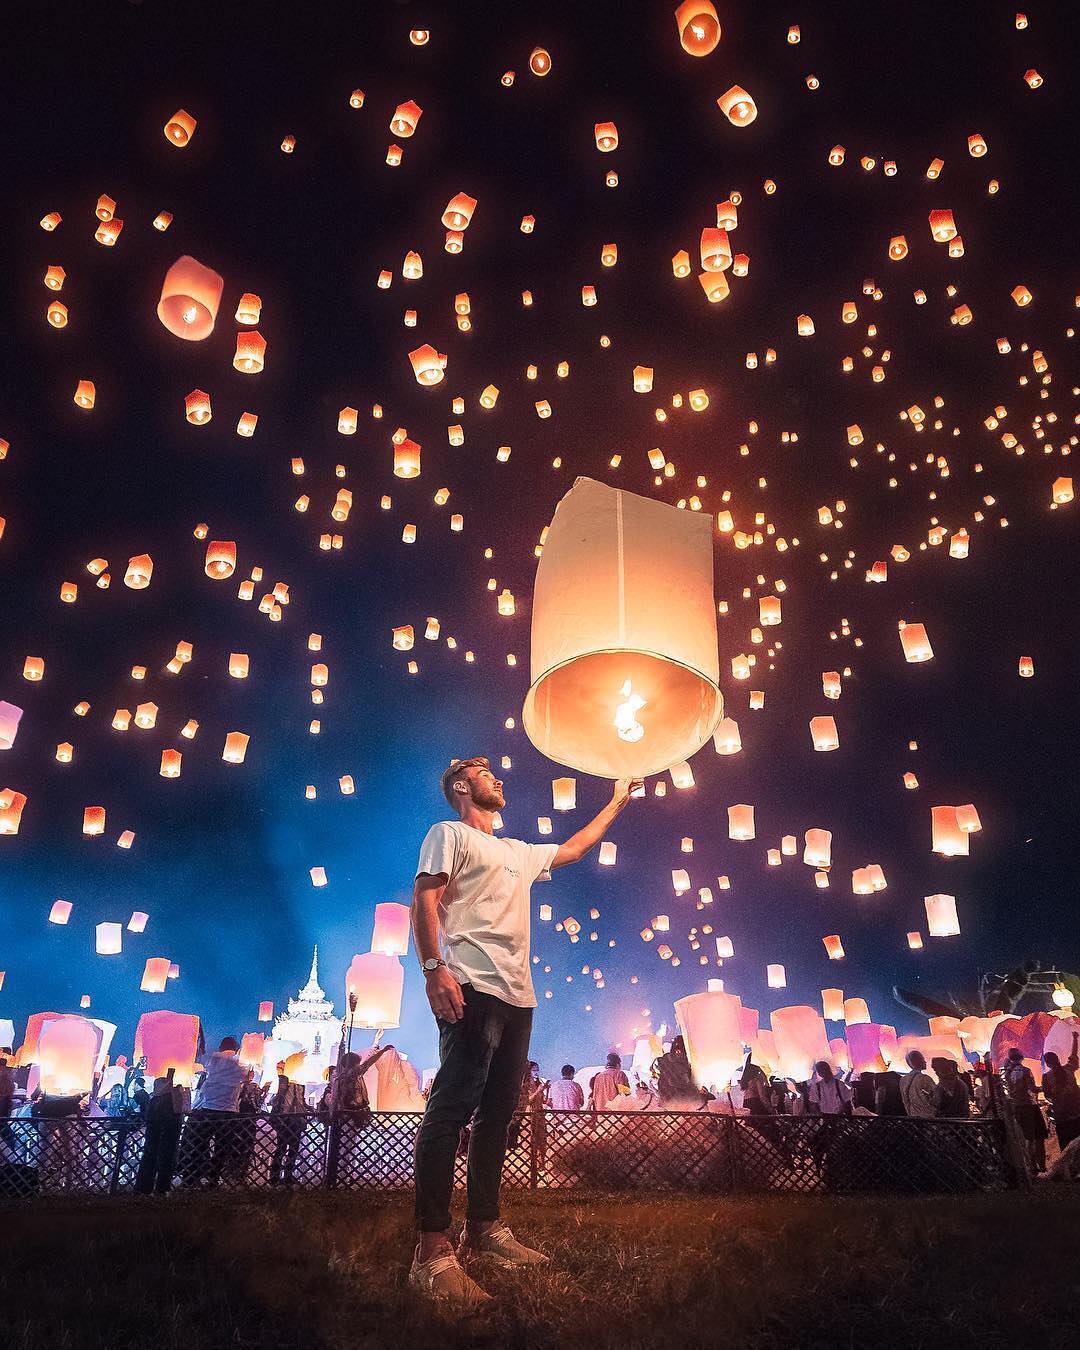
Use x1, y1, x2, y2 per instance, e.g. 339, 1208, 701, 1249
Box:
614, 680, 646, 742
182, 305, 197, 325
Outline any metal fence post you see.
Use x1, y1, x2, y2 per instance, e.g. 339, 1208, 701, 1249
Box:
325, 1112, 340, 1189
529, 1113, 540, 1190
108, 1122, 132, 1195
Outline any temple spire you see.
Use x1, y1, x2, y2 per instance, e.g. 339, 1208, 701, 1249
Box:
308, 944, 319, 987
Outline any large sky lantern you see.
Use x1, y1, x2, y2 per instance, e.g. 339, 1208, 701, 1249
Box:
37, 1016, 101, 1095
924, 892, 961, 936
140, 957, 172, 993
134, 1011, 200, 1085
675, 0, 720, 55
157, 256, 224, 340
523, 478, 723, 780
674, 990, 743, 1089
846, 1022, 894, 1073
371, 902, 411, 957
345, 952, 404, 1029
771, 1005, 832, 1080
0, 699, 23, 749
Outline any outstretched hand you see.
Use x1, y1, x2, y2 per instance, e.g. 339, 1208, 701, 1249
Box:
611, 778, 645, 808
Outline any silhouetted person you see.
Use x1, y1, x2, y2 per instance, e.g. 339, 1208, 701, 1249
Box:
1042, 1032, 1080, 1150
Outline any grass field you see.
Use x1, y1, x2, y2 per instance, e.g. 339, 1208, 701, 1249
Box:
4, 1188, 1080, 1350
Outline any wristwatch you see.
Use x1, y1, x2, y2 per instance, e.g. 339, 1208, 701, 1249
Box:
422, 957, 446, 973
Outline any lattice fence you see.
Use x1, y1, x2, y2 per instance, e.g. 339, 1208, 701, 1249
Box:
0, 1109, 1020, 1202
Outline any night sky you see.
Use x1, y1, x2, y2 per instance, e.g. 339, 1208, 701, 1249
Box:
2, 0, 1079, 1076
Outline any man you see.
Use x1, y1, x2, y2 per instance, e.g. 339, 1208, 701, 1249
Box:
409, 755, 639, 1307
183, 1036, 246, 1186
1042, 1031, 1080, 1151
807, 1061, 851, 1116
547, 1065, 584, 1112
900, 1049, 936, 1118
589, 1053, 631, 1111
1001, 1047, 1047, 1173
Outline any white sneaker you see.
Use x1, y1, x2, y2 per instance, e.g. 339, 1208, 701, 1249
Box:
408, 1244, 492, 1311
458, 1222, 550, 1268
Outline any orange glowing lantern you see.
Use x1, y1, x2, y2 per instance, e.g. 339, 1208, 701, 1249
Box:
552, 777, 577, 812
233, 330, 266, 373
204, 541, 237, 579
159, 749, 182, 778
38, 1018, 100, 1095
803, 829, 832, 868
441, 192, 477, 230
157, 256, 225, 341
528, 47, 551, 76
843, 997, 870, 1025
408, 344, 447, 386
83, 806, 106, 836
700, 227, 731, 272
141, 958, 172, 993
772, 1005, 831, 1080
390, 100, 423, 137
184, 389, 212, 424
164, 109, 196, 146
258, 1001, 273, 1023
928, 209, 957, 242
675, 1, 720, 55
822, 988, 845, 1021
49, 899, 73, 924
594, 121, 619, 152
899, 622, 933, 662
135, 1011, 200, 1084
394, 438, 422, 477
717, 85, 757, 126
222, 731, 249, 764
809, 716, 838, 752
823, 935, 845, 961
931, 807, 968, 857
728, 804, 754, 840
74, 379, 96, 409
674, 991, 743, 1090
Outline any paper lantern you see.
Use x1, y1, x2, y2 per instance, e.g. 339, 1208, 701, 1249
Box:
523, 478, 722, 778
390, 100, 423, 137
49, 899, 72, 924
157, 257, 224, 340
372, 902, 411, 957
258, 1001, 273, 1023
222, 731, 249, 763
674, 991, 744, 1090
0, 701, 23, 749
128, 911, 148, 933
843, 997, 870, 1025
809, 716, 839, 752
767, 964, 786, 989
239, 1032, 265, 1070
1052, 477, 1073, 504
989, 1011, 1056, 1069
822, 934, 845, 961
82, 805, 106, 836
539, 903, 553, 922
717, 85, 757, 126
159, 749, 182, 778
899, 621, 933, 662
675, 0, 720, 55
599, 841, 617, 865
394, 439, 421, 477
700, 227, 731, 272
441, 192, 477, 229
822, 988, 845, 1021
713, 717, 741, 754
924, 893, 960, 936
345, 953, 404, 1029
408, 344, 447, 386
728, 804, 754, 840
670, 761, 695, 789
235, 292, 262, 325
552, 777, 577, 811
184, 389, 212, 424
164, 109, 196, 145
74, 379, 96, 408
955, 804, 982, 834
931, 807, 968, 857
96, 922, 122, 955
771, 1005, 831, 1081
38, 1018, 100, 1095
671, 869, 691, 896
233, 331, 266, 373
803, 829, 832, 868
594, 121, 619, 152
698, 271, 730, 303
140, 958, 171, 993
0, 789, 28, 835
928, 209, 957, 242
847, 1023, 891, 1074
135, 1010, 200, 1084
310, 866, 328, 887
715, 936, 734, 959
907, 931, 924, 950
528, 47, 551, 76
205, 540, 237, 579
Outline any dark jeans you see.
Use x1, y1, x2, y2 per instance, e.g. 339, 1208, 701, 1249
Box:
414, 985, 532, 1232
180, 1109, 238, 1185
270, 1117, 304, 1185
135, 1112, 181, 1194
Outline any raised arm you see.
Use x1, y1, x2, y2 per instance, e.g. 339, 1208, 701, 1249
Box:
412, 871, 466, 1023
551, 778, 642, 869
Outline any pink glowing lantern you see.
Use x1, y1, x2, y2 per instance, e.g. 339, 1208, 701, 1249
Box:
345, 953, 404, 1029
771, 1005, 832, 1081
239, 1032, 265, 1069
258, 1000, 274, 1023
127, 911, 149, 933
157, 255, 225, 340
38, 1017, 101, 1095
674, 990, 745, 1088
988, 1011, 1059, 1069
141, 957, 172, 993
371, 902, 411, 957
48, 900, 72, 925
134, 1011, 201, 1083
846, 1022, 893, 1073
0, 700, 23, 750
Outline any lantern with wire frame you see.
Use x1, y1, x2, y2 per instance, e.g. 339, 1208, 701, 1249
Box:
523, 478, 722, 778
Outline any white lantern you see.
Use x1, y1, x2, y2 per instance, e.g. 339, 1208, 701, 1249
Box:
925, 893, 960, 936
523, 479, 722, 778
674, 990, 744, 1089
95, 922, 122, 955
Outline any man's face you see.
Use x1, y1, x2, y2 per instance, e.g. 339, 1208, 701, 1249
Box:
459, 762, 504, 810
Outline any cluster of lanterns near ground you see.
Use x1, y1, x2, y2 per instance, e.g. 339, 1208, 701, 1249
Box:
1, 7, 1077, 1065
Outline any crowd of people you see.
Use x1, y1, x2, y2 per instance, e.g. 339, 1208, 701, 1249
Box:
2, 1029, 1078, 1193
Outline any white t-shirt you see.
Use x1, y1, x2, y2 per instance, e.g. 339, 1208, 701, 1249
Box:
416, 820, 559, 1009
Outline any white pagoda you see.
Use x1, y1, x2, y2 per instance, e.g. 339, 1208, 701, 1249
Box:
270, 946, 342, 1085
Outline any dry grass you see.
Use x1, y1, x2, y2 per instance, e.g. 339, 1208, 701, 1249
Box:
4, 1188, 1080, 1350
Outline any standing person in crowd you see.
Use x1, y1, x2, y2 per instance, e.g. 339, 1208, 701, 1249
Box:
808, 1061, 852, 1116
269, 1062, 313, 1187
873, 1069, 906, 1117
654, 1036, 698, 1108
931, 1057, 971, 1118
317, 1066, 336, 1118
409, 756, 639, 1307
182, 1035, 246, 1186
589, 1053, 631, 1111
900, 1050, 936, 1118
1042, 1031, 1080, 1150
135, 1067, 183, 1195
547, 1065, 584, 1111
511, 1062, 548, 1171
331, 1043, 394, 1180
1001, 1047, 1048, 1172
